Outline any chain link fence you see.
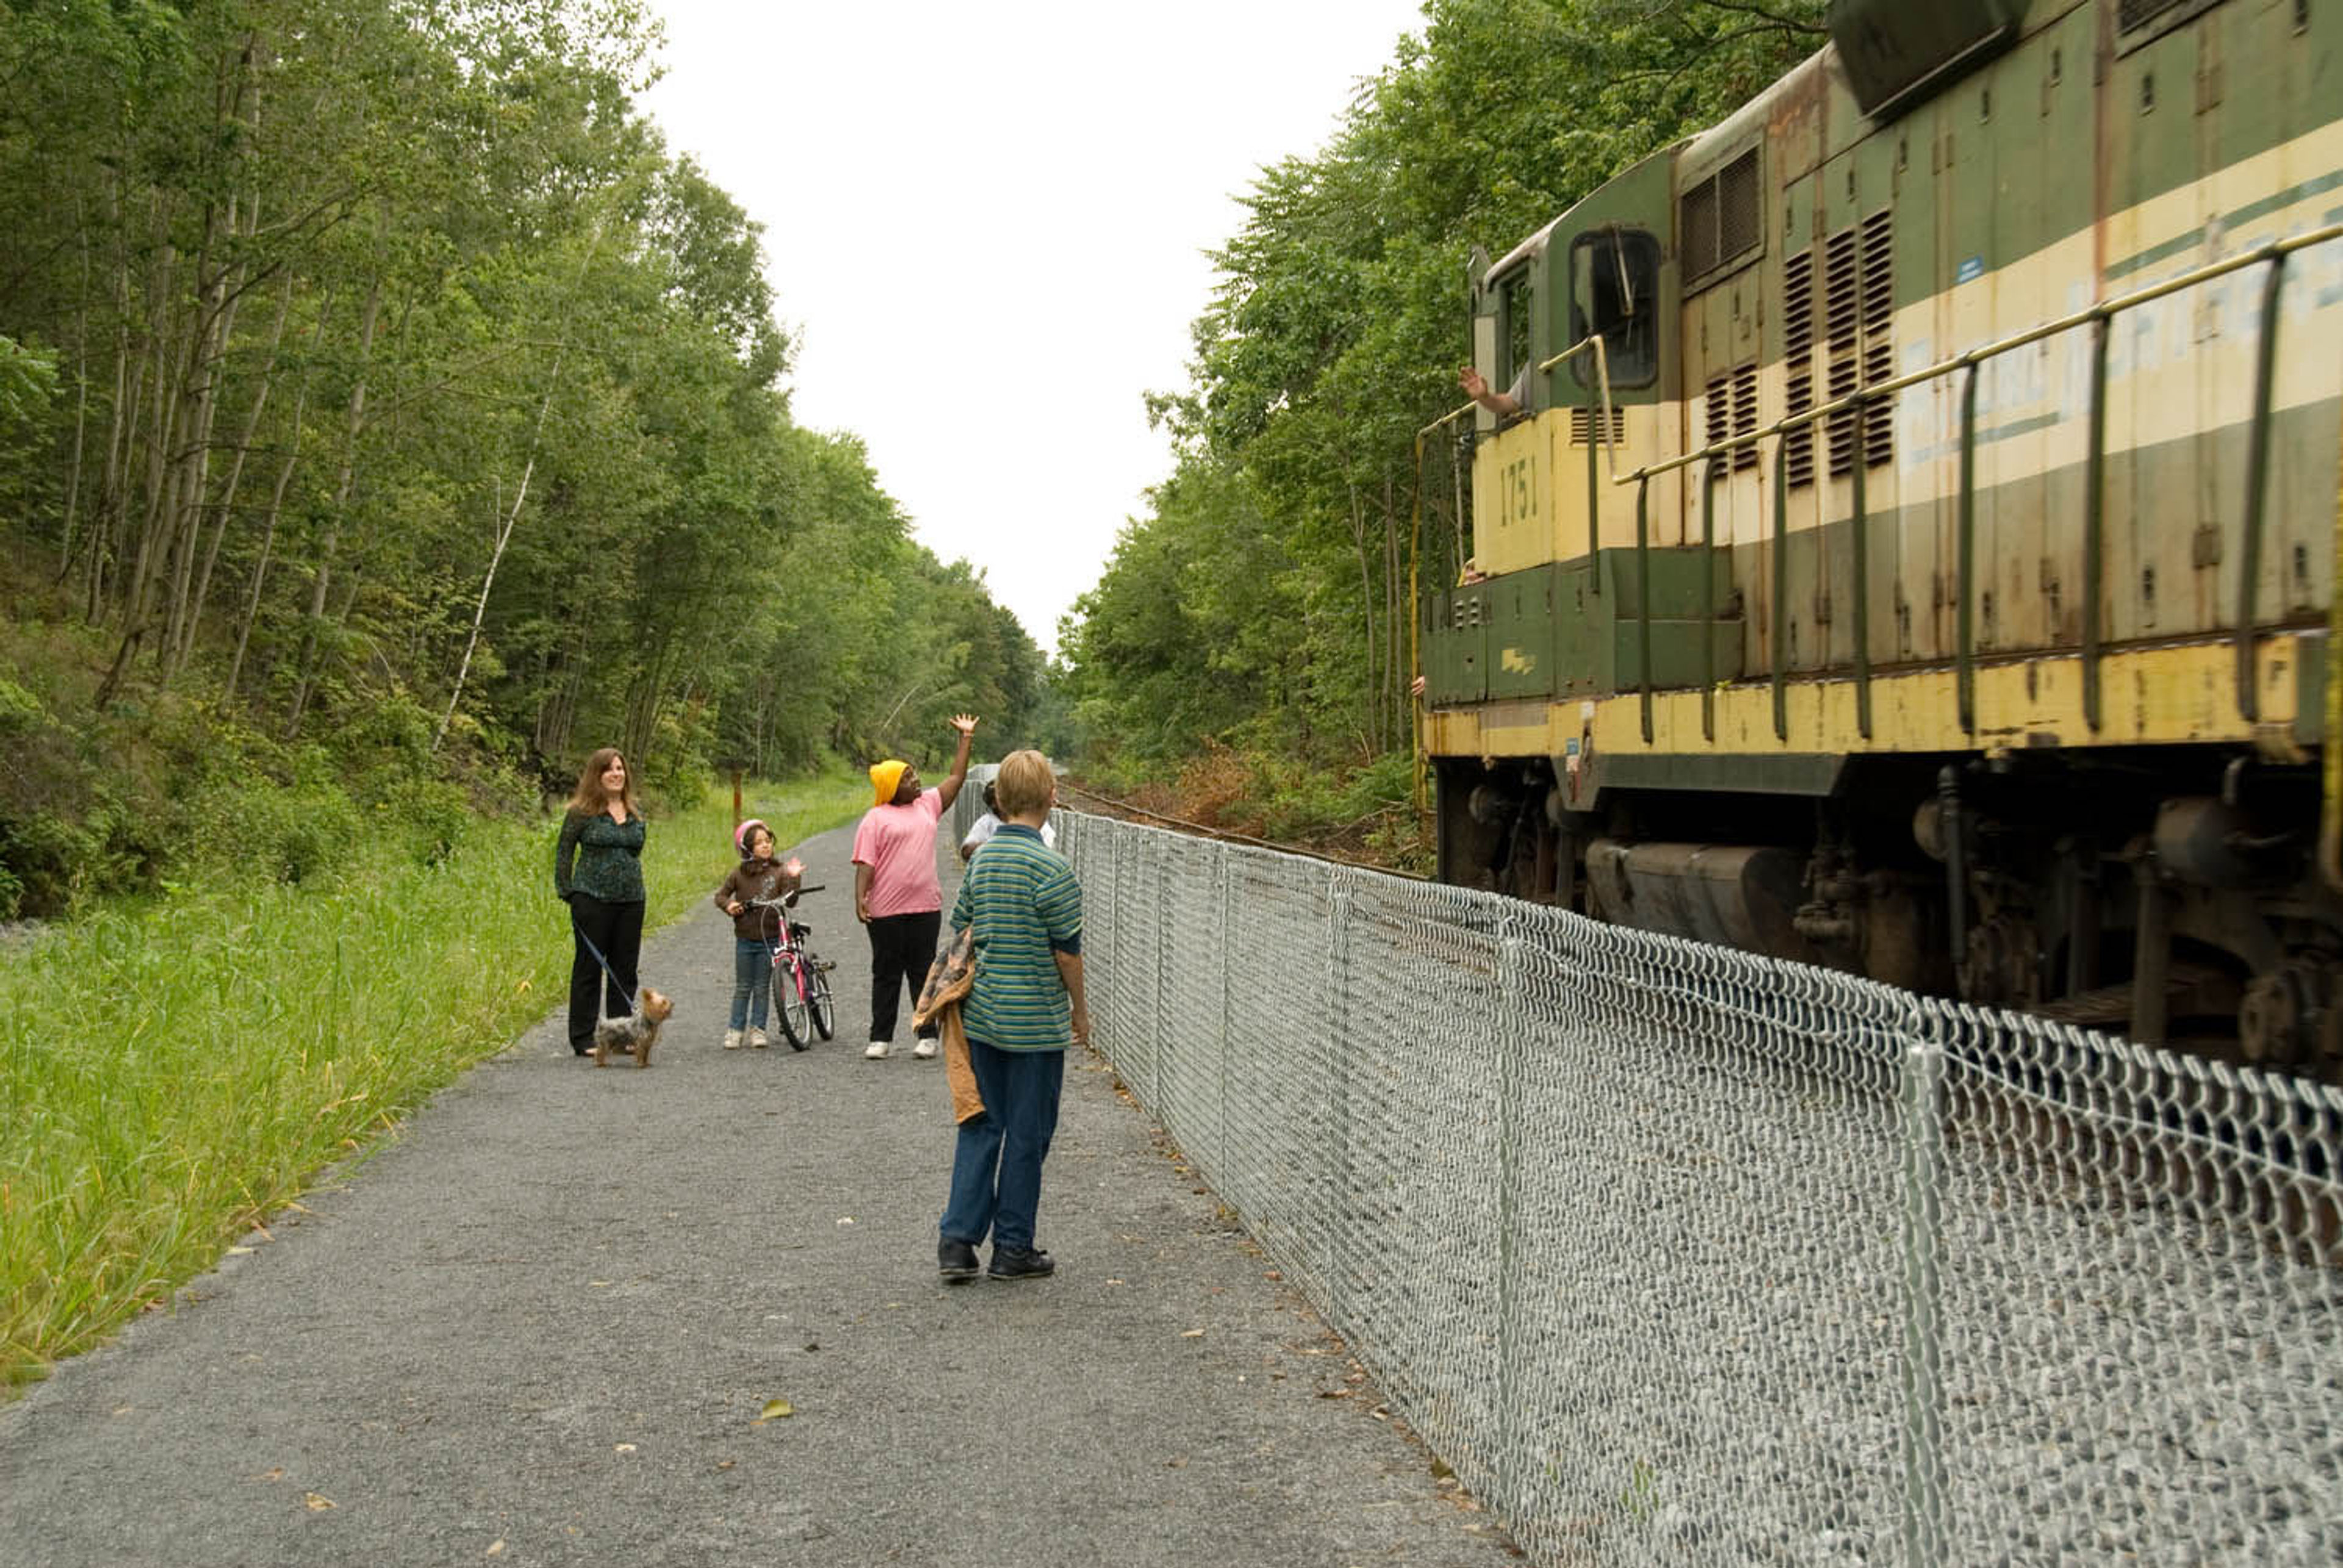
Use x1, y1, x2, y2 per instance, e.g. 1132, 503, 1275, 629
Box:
1038, 807, 2343, 1566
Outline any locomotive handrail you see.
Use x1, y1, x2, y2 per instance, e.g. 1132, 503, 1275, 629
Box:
1423, 225, 2342, 738
1538, 336, 1620, 594
1600, 220, 2343, 745
1414, 400, 1477, 442
1614, 222, 2343, 489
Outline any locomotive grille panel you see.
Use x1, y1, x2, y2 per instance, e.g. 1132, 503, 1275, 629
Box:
1824, 227, 1862, 477
1718, 149, 1761, 264
1568, 405, 1627, 447
1707, 366, 1760, 473
1680, 146, 1763, 288
1732, 362, 1759, 472
1783, 249, 1816, 487
1823, 228, 1859, 350
1859, 210, 1895, 465
1682, 180, 1718, 282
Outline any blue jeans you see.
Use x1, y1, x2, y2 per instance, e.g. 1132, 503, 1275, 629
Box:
730, 937, 775, 1029
940, 1041, 1065, 1253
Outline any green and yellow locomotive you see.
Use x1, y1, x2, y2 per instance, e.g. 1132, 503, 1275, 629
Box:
1419, 0, 2343, 1071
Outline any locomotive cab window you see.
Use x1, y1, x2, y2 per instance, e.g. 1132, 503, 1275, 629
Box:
1569, 228, 1660, 388
1495, 264, 1536, 412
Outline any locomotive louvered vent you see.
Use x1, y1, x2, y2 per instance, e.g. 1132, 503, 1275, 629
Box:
1820, 218, 1894, 478
1783, 249, 1815, 487
1732, 363, 1758, 472
1569, 405, 1627, 447
1859, 209, 1895, 466
1682, 182, 1718, 287
1704, 368, 1760, 473
1718, 151, 1760, 263
1823, 227, 1860, 350
1679, 147, 1763, 287
1824, 225, 1861, 477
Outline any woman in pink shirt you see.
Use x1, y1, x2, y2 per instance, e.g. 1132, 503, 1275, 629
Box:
853, 713, 977, 1059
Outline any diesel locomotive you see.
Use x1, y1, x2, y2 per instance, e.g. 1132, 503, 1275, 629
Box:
1417, 0, 2343, 1073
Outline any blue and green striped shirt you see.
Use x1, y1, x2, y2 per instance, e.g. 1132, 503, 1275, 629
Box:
951, 824, 1082, 1050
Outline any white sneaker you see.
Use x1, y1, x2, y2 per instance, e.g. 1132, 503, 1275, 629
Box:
722, 1029, 743, 1051
748, 1027, 770, 1049
864, 1040, 891, 1059
912, 1038, 938, 1060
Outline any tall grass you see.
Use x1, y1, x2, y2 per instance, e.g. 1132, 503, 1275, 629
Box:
0, 772, 866, 1387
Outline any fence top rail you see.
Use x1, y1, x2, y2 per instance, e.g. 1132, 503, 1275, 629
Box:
1057, 786, 1431, 882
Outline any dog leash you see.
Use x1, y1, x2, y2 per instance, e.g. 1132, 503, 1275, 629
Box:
568, 912, 638, 1012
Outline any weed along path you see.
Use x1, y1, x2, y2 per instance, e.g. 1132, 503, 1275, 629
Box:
0, 821, 1515, 1566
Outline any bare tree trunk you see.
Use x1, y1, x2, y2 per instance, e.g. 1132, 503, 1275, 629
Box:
1383, 469, 1403, 750
178, 261, 289, 678
433, 473, 527, 752
284, 258, 383, 736
226, 281, 330, 703
57, 198, 93, 578
161, 188, 252, 675
121, 195, 181, 634
88, 196, 140, 620
536, 635, 589, 763
432, 232, 589, 751
1349, 485, 1380, 752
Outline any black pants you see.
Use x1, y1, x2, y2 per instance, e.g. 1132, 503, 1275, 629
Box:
866, 908, 941, 1043
568, 893, 644, 1053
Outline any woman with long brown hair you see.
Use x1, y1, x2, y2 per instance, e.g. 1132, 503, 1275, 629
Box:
553, 747, 648, 1057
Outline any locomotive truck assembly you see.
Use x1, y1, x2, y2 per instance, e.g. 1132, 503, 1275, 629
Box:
1417, 0, 2343, 1075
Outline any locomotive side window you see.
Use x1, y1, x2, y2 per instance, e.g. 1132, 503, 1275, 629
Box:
1497, 266, 1536, 409
1569, 229, 1660, 388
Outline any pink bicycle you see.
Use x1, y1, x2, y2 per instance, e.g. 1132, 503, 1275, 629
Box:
748, 885, 835, 1048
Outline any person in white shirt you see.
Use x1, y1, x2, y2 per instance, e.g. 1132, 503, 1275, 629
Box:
960, 779, 1054, 862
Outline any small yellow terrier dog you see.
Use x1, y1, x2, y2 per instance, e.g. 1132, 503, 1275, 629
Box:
592, 987, 673, 1068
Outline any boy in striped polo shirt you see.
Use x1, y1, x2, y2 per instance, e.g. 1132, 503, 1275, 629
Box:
936, 749, 1089, 1282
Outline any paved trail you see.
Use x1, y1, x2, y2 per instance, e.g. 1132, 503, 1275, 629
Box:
1, 821, 1517, 1566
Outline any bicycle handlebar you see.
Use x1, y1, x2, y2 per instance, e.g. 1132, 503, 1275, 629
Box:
746, 885, 823, 909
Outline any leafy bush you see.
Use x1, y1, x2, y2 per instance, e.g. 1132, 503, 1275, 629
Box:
0, 675, 143, 915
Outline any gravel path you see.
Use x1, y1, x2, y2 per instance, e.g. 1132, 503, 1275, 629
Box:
0, 822, 1517, 1566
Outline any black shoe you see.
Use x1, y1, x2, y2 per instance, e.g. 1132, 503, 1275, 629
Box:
938, 1239, 982, 1282
987, 1245, 1054, 1281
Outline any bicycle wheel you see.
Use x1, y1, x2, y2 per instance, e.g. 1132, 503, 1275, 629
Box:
770, 954, 811, 1048
807, 955, 835, 1041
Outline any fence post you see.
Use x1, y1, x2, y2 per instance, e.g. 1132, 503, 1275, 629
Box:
1217, 842, 1231, 1193
1495, 915, 1525, 1516
1150, 834, 1170, 1116
1327, 869, 1353, 1330
1899, 1000, 1948, 1567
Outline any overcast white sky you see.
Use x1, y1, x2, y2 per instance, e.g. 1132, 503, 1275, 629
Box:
638, 1, 1428, 656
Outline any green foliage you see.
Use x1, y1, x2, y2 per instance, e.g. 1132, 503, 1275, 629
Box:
0, 0, 1057, 908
